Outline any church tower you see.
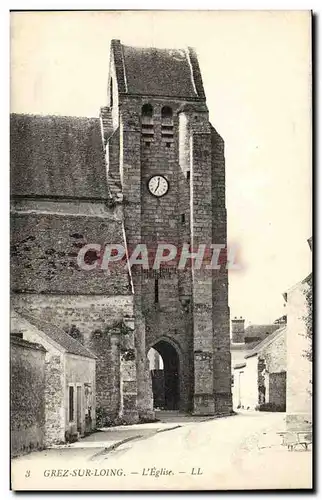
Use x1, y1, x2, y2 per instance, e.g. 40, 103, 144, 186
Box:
101, 40, 232, 416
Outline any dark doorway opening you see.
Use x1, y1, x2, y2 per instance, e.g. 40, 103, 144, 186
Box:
148, 340, 180, 411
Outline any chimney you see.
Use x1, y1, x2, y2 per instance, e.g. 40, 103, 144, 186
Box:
231, 316, 245, 343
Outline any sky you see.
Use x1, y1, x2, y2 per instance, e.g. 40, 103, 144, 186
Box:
10, 10, 312, 324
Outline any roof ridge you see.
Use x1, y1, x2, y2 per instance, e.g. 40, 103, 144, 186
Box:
10, 112, 99, 121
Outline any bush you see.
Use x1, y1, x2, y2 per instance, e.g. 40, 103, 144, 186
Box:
96, 407, 114, 428
257, 402, 286, 412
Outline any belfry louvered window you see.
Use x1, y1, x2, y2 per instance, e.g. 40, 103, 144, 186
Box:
141, 104, 154, 145
161, 106, 174, 147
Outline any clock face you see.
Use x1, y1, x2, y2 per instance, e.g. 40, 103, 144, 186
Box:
148, 175, 169, 197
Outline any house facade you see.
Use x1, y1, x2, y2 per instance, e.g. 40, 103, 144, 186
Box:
285, 274, 312, 429
11, 310, 96, 445
232, 326, 287, 410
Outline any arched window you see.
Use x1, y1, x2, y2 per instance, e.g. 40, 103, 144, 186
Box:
141, 103, 154, 147
161, 106, 173, 122
161, 106, 174, 147
110, 78, 113, 108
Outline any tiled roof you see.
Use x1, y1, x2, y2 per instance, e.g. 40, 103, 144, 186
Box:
244, 324, 280, 341
10, 114, 108, 200
120, 44, 200, 98
245, 326, 286, 359
17, 310, 96, 359
230, 340, 261, 351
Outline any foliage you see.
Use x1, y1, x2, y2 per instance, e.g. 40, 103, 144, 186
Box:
303, 274, 313, 363
104, 319, 133, 337
65, 324, 83, 343
255, 402, 286, 412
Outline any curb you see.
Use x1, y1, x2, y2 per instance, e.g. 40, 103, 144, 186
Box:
156, 425, 182, 434
90, 435, 143, 460
90, 424, 184, 459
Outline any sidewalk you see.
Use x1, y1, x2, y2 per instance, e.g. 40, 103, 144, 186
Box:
54, 411, 215, 450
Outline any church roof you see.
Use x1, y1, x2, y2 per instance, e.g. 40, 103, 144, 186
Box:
111, 40, 205, 99
10, 113, 108, 200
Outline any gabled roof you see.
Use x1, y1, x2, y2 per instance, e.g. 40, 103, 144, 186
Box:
111, 40, 205, 99
15, 310, 96, 360
10, 114, 108, 200
245, 326, 286, 359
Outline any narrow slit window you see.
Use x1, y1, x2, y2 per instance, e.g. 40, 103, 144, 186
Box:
181, 214, 186, 224
186, 171, 191, 181
154, 278, 159, 304
110, 78, 113, 108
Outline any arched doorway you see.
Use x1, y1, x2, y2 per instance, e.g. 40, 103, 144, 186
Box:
147, 340, 180, 410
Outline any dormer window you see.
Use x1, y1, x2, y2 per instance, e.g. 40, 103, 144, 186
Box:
141, 103, 154, 145
161, 106, 174, 146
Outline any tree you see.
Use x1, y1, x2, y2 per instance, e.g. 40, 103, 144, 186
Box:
304, 274, 313, 363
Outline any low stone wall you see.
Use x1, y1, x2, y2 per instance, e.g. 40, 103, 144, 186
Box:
10, 336, 46, 457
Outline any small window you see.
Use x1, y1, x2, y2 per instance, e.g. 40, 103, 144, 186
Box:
181, 214, 185, 224
166, 142, 171, 148
145, 142, 151, 148
186, 171, 191, 181
69, 386, 74, 422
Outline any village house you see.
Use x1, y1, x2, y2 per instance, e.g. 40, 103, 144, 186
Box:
11, 310, 97, 447
230, 317, 281, 375
232, 325, 286, 410
284, 237, 312, 430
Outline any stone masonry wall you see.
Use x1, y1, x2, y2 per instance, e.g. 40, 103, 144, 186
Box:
11, 312, 66, 445
10, 337, 46, 456
115, 93, 232, 414
286, 281, 312, 429
261, 330, 286, 374
119, 96, 196, 412
12, 294, 134, 420
211, 126, 232, 413
11, 210, 130, 295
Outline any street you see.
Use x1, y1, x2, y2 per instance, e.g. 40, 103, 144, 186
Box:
11, 411, 312, 490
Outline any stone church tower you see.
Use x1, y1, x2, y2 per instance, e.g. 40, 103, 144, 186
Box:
101, 40, 232, 416
10, 39, 232, 427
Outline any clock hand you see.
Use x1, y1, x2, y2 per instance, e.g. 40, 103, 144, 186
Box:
154, 178, 160, 193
